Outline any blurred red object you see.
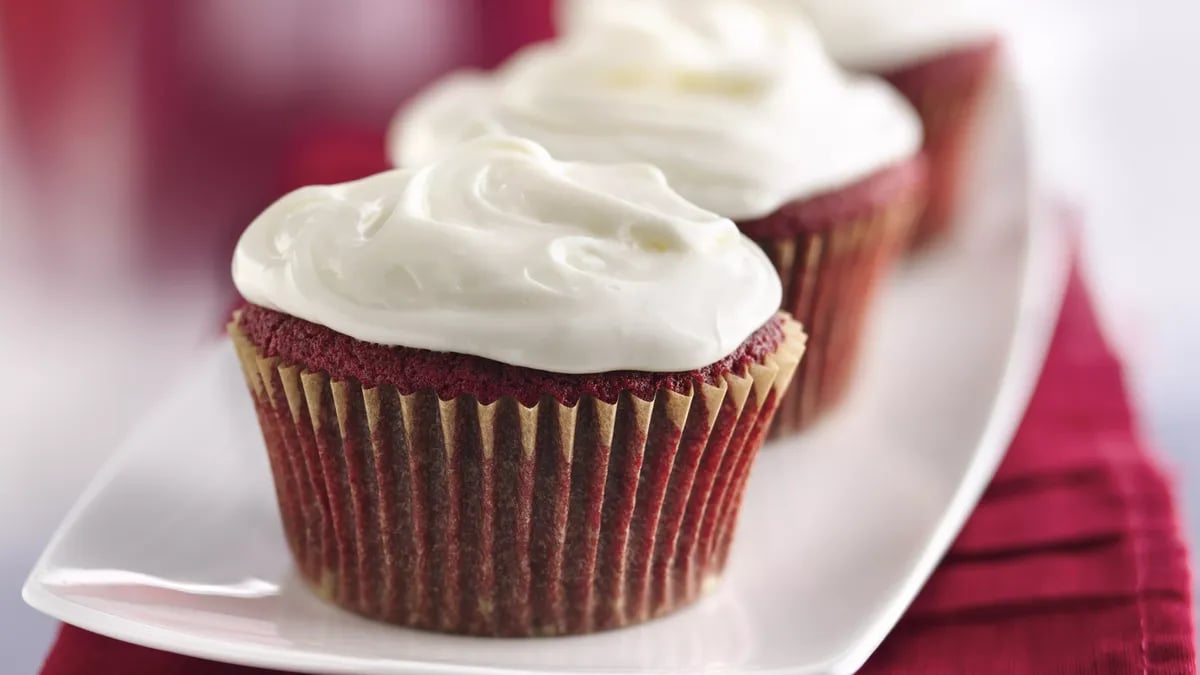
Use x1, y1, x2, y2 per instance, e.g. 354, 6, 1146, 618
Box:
0, 0, 554, 285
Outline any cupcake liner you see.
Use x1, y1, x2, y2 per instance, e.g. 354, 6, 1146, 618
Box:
743, 174, 925, 436
883, 38, 1002, 249
229, 317, 804, 637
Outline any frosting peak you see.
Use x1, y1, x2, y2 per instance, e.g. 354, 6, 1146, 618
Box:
233, 136, 782, 374
390, 0, 922, 220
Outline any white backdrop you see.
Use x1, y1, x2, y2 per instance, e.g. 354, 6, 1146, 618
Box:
1, 1, 1197, 671
997, 0, 1200, 565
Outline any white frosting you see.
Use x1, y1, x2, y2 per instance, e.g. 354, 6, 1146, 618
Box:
233, 136, 782, 374
792, 0, 996, 70
390, 0, 921, 221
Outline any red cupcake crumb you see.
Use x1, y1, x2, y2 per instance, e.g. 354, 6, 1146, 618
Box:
736, 156, 927, 239
236, 304, 786, 408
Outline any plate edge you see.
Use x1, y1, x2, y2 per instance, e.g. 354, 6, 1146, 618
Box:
827, 64, 1072, 675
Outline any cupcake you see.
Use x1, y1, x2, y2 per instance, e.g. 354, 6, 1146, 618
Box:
795, 0, 1001, 248
389, 0, 924, 434
229, 136, 805, 636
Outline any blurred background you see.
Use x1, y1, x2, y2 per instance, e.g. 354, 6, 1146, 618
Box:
0, 0, 1197, 671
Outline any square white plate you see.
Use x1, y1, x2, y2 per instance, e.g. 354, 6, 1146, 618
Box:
23, 69, 1068, 674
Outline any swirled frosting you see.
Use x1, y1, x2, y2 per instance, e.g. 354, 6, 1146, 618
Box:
793, 0, 996, 70
232, 136, 782, 374
389, 0, 921, 221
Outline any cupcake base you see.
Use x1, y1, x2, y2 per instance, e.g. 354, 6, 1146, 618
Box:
882, 38, 1002, 249
229, 313, 804, 636
737, 158, 926, 436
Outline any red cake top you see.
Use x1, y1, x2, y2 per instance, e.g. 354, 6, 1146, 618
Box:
236, 304, 787, 407
735, 155, 927, 239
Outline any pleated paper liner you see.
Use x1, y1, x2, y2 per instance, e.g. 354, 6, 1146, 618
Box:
229, 316, 804, 637
883, 38, 1002, 249
744, 175, 925, 437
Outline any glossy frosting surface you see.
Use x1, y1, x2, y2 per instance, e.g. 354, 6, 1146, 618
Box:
234, 137, 782, 373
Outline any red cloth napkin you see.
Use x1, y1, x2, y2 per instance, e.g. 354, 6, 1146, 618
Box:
859, 264, 1196, 674
38, 261, 1197, 674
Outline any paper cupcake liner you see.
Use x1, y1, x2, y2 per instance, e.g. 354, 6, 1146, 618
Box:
229, 318, 804, 637
745, 185, 924, 436
884, 38, 1002, 249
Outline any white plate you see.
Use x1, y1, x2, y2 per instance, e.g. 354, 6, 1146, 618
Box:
24, 69, 1067, 675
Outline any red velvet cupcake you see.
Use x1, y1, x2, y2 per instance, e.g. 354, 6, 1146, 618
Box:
880, 39, 1001, 248
738, 157, 926, 432
229, 137, 805, 636
797, 0, 1001, 248
391, 0, 925, 434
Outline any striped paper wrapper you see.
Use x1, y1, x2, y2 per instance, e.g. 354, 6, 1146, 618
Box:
747, 184, 924, 436
884, 38, 1002, 249
228, 317, 805, 637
